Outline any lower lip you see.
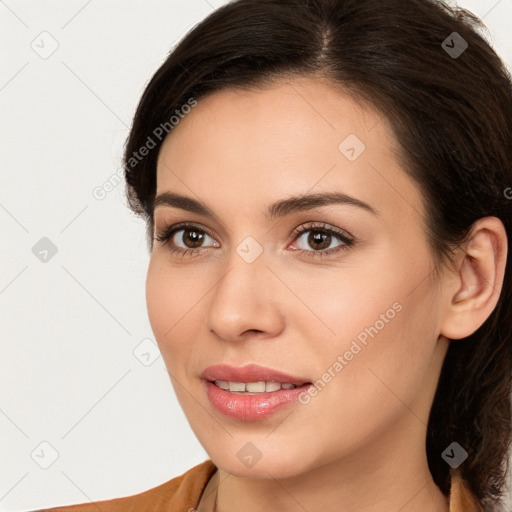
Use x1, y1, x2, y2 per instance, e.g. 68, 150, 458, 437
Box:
204, 380, 312, 421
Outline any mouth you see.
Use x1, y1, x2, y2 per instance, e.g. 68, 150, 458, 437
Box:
201, 364, 313, 421
208, 379, 311, 394
201, 363, 311, 387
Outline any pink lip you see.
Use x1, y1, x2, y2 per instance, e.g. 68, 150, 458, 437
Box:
201, 363, 310, 385
201, 364, 312, 421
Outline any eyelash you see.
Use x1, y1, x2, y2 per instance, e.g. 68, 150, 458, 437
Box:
154, 222, 355, 260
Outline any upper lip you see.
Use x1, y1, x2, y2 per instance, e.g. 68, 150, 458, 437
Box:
201, 364, 311, 385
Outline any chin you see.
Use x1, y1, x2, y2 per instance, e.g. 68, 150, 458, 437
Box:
206, 443, 314, 480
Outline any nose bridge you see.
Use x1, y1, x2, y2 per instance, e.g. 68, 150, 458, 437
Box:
213, 237, 270, 311
205, 235, 283, 339
218, 232, 269, 293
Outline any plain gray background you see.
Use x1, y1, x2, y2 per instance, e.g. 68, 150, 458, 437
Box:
1, 1, 511, 510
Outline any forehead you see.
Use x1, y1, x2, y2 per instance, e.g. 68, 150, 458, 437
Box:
155, 76, 424, 228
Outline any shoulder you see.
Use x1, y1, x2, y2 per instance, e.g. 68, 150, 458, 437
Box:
34, 459, 217, 512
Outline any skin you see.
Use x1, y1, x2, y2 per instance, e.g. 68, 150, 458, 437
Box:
146, 75, 507, 512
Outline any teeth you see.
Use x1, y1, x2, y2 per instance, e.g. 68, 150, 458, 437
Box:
229, 381, 246, 392
214, 380, 298, 393
246, 381, 265, 392
265, 381, 281, 392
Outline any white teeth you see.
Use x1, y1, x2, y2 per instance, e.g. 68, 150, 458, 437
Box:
246, 381, 266, 392
265, 381, 281, 392
213, 380, 298, 393
229, 381, 246, 392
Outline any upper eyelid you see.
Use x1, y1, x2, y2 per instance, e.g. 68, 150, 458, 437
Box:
153, 203, 367, 235
155, 221, 215, 239
155, 221, 353, 245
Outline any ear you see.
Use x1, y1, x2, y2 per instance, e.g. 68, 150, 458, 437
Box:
439, 217, 508, 340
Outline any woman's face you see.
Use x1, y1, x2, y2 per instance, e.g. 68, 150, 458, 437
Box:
146, 76, 450, 478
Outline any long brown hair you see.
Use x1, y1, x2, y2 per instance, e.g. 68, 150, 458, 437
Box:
122, 1, 512, 509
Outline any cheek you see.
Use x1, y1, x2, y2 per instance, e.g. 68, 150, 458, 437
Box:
145, 258, 202, 365
299, 254, 439, 413
145, 261, 172, 343
326, 283, 438, 429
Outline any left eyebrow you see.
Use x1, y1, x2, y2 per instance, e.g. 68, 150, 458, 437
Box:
151, 191, 379, 220
265, 192, 379, 219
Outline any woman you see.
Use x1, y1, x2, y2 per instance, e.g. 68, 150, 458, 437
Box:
39, 0, 512, 510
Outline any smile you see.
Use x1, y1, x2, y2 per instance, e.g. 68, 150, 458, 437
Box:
213, 380, 299, 393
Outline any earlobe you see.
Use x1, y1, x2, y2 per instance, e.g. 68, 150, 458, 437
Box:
440, 217, 508, 341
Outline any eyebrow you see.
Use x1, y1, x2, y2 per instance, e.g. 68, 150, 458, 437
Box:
152, 191, 379, 220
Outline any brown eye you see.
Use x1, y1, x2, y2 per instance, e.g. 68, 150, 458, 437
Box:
303, 231, 333, 251
178, 228, 206, 249
291, 223, 354, 258
155, 223, 219, 257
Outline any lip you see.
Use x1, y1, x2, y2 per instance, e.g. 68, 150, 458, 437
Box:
201, 363, 310, 385
201, 364, 312, 421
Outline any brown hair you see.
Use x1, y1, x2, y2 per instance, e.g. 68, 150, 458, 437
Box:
122, 0, 512, 509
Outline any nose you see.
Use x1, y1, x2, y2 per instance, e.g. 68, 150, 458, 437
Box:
205, 247, 285, 343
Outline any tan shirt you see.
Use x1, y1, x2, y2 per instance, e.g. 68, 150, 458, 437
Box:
36, 459, 484, 512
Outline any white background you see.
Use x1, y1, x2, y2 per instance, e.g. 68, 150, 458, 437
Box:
1, 1, 511, 510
